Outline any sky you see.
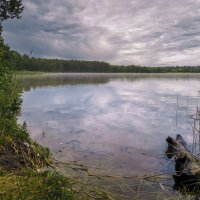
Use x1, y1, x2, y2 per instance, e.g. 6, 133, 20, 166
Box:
3, 0, 200, 66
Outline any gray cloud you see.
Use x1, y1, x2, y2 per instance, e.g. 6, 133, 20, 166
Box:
2, 0, 200, 66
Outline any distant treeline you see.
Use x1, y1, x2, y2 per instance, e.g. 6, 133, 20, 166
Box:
5, 47, 200, 73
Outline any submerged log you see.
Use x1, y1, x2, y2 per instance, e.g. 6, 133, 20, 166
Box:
165, 134, 200, 194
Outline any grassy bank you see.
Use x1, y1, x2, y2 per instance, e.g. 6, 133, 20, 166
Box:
0, 113, 75, 199
0, 133, 113, 199
0, 170, 73, 199
14, 71, 45, 75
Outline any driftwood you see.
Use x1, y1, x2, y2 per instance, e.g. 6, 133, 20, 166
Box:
166, 134, 200, 194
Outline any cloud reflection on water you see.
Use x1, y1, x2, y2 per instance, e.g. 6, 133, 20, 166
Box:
20, 74, 200, 173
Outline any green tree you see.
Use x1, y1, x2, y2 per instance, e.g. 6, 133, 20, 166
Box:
0, 0, 24, 34
0, 0, 24, 137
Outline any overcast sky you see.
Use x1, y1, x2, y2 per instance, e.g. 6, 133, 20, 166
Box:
3, 0, 200, 66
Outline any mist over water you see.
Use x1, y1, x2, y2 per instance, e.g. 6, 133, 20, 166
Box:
19, 73, 200, 174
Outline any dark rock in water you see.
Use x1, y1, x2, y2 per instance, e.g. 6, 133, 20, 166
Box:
175, 156, 188, 175
173, 173, 200, 195
176, 134, 187, 147
165, 136, 177, 159
165, 134, 200, 195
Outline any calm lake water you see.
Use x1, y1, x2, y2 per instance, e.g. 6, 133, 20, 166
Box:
18, 73, 200, 175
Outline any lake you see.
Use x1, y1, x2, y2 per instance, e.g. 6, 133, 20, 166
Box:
18, 73, 200, 176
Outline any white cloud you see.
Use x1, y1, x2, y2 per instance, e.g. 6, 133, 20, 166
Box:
3, 0, 200, 66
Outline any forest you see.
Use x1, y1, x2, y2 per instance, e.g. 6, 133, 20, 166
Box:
4, 47, 200, 73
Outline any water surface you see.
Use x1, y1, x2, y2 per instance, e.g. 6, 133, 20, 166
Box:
19, 73, 200, 175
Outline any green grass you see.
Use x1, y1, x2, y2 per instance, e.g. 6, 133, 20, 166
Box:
0, 132, 75, 200
0, 170, 74, 200
13, 71, 45, 75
